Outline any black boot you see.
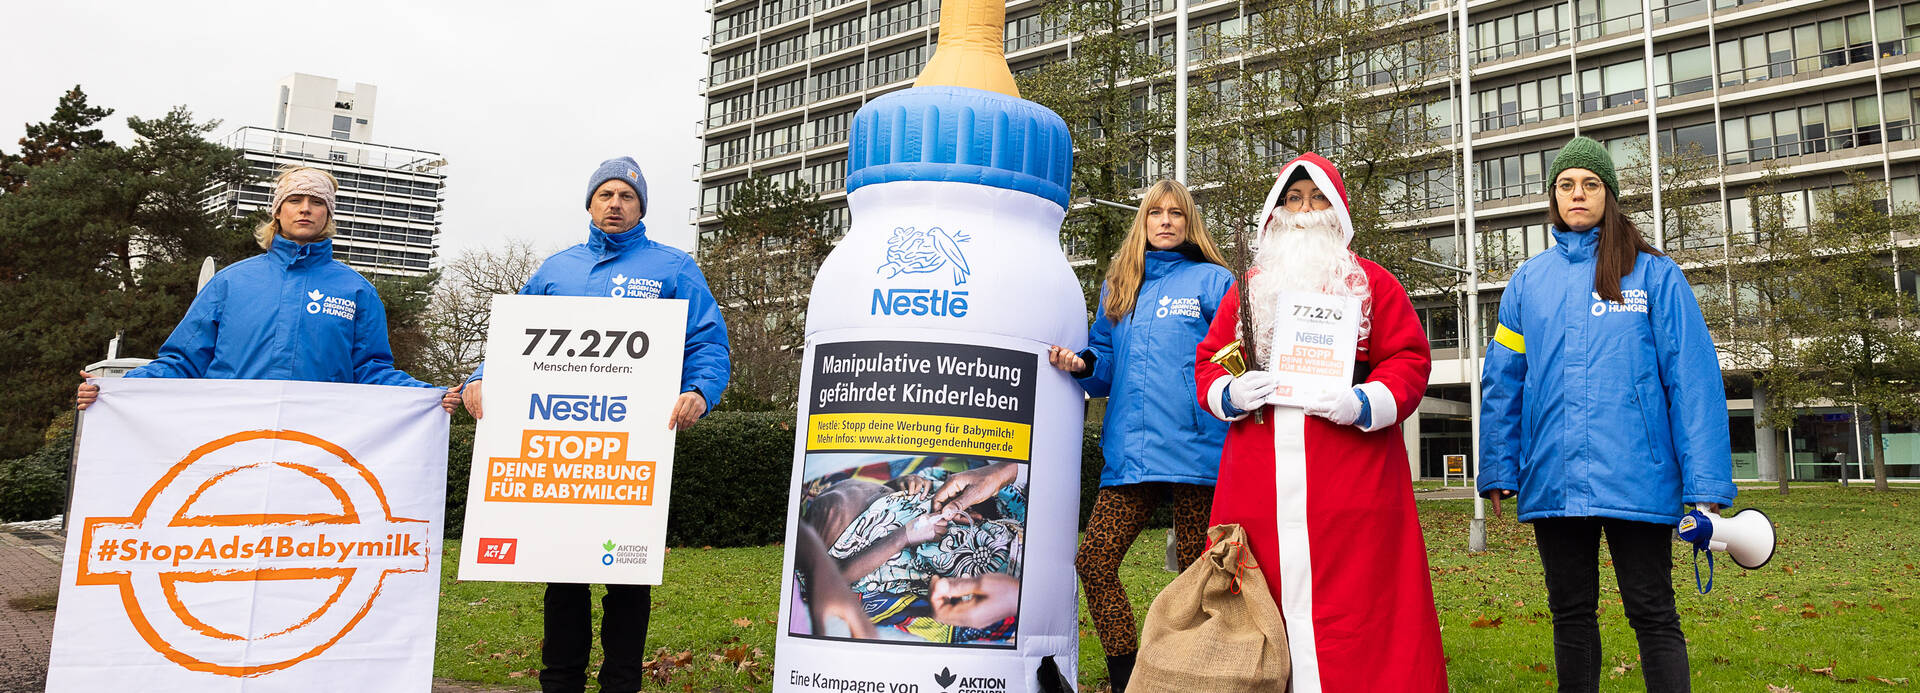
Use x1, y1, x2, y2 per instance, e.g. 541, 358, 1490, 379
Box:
1107, 653, 1137, 693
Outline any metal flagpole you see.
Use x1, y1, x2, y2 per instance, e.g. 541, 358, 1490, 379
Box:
1457, 0, 1488, 553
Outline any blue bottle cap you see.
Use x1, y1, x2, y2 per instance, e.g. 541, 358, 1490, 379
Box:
845, 86, 1073, 210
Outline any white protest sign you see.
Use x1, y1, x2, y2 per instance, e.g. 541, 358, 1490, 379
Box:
457, 295, 686, 585
47, 379, 449, 693
1266, 291, 1361, 407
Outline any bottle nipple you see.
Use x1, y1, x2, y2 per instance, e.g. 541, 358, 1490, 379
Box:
914, 0, 1019, 97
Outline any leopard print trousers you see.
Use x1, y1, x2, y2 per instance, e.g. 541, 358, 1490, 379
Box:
1075, 482, 1213, 657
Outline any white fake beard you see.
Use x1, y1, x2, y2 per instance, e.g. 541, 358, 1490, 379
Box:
1246, 208, 1372, 366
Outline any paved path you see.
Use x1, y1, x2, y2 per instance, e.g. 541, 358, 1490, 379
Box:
0, 528, 61, 693
0, 527, 527, 693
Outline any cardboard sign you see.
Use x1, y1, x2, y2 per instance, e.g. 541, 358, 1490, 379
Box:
457, 295, 686, 585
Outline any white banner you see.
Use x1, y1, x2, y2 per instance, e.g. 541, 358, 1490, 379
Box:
457, 295, 686, 585
47, 379, 450, 693
1266, 291, 1361, 407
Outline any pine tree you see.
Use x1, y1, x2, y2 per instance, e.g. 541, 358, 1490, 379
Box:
0, 98, 254, 457
0, 85, 114, 193
705, 175, 832, 410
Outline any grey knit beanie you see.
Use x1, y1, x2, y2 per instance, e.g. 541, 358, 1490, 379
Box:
1549, 136, 1617, 197
585, 156, 648, 214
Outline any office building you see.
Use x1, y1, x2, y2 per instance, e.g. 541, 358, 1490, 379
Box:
696, 0, 1920, 480
210, 73, 447, 277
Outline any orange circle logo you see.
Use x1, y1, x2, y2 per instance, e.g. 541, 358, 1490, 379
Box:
76, 429, 429, 677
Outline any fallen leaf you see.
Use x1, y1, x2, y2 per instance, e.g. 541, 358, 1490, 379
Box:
1468, 616, 1504, 628
732, 617, 753, 628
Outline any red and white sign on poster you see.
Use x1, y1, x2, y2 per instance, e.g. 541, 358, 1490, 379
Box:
1265, 291, 1361, 408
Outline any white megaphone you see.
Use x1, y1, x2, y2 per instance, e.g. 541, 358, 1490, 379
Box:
1676, 506, 1776, 593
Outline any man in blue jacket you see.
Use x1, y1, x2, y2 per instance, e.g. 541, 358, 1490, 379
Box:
462, 157, 731, 693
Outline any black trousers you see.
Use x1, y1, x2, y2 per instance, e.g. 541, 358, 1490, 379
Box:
541, 582, 651, 693
1534, 517, 1691, 693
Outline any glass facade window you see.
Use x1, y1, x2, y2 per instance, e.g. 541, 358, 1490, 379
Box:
1662, 46, 1712, 97
812, 16, 864, 56
1602, 59, 1647, 108
867, 45, 927, 87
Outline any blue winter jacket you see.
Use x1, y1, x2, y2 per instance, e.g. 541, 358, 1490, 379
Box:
1477, 225, 1736, 524
1078, 249, 1235, 487
126, 237, 431, 388
469, 222, 731, 413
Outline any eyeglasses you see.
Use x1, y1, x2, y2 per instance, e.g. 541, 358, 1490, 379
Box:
1554, 180, 1604, 197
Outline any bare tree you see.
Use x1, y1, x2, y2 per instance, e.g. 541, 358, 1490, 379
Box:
416, 240, 543, 384
705, 175, 832, 411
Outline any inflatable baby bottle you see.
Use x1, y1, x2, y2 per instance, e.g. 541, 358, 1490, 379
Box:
772, 0, 1084, 690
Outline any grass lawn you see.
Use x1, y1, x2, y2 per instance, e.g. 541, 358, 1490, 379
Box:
434, 484, 1919, 692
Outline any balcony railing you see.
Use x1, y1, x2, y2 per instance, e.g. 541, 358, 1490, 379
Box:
1005, 26, 1064, 53
761, 1, 810, 29
1580, 88, 1647, 113
1655, 76, 1713, 100
868, 63, 917, 88
872, 9, 931, 39
813, 29, 865, 56
806, 128, 851, 150
1717, 45, 1872, 89
1573, 13, 1641, 41
707, 106, 752, 128
811, 76, 863, 102
1472, 29, 1570, 64
712, 20, 756, 45
1478, 179, 1542, 203
760, 46, 808, 72
1725, 125, 1913, 165
1476, 100, 1576, 133
753, 139, 803, 160
757, 93, 805, 115
1651, 0, 1709, 24
711, 62, 755, 86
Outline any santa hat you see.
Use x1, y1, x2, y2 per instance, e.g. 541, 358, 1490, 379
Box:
1255, 153, 1354, 246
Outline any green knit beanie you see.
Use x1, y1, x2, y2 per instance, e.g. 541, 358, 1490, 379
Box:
1549, 136, 1617, 197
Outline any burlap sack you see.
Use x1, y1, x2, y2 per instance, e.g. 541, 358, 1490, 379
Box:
1130, 524, 1290, 693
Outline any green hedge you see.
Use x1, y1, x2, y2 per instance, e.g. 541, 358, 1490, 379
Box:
0, 435, 72, 523
662, 411, 800, 547
7, 409, 1132, 546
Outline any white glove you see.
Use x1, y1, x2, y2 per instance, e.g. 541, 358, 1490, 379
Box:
1303, 387, 1364, 426
1227, 371, 1277, 412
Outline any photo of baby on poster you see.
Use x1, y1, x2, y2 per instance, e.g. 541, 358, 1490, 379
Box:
790, 452, 1029, 648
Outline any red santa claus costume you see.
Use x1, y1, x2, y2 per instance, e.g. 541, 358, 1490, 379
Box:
1194, 153, 1446, 692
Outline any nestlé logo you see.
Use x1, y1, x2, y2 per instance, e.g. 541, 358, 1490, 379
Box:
870, 288, 969, 318
528, 393, 628, 422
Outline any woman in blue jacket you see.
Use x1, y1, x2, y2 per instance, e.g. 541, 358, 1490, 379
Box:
76, 167, 456, 411
1478, 137, 1735, 693
1046, 179, 1232, 692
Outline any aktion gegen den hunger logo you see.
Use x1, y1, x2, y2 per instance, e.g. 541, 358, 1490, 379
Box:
74, 429, 430, 677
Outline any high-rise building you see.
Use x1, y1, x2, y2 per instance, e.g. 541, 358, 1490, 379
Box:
696, 0, 1920, 481
210, 73, 446, 277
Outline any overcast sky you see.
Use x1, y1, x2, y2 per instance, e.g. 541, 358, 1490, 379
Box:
0, 0, 709, 257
